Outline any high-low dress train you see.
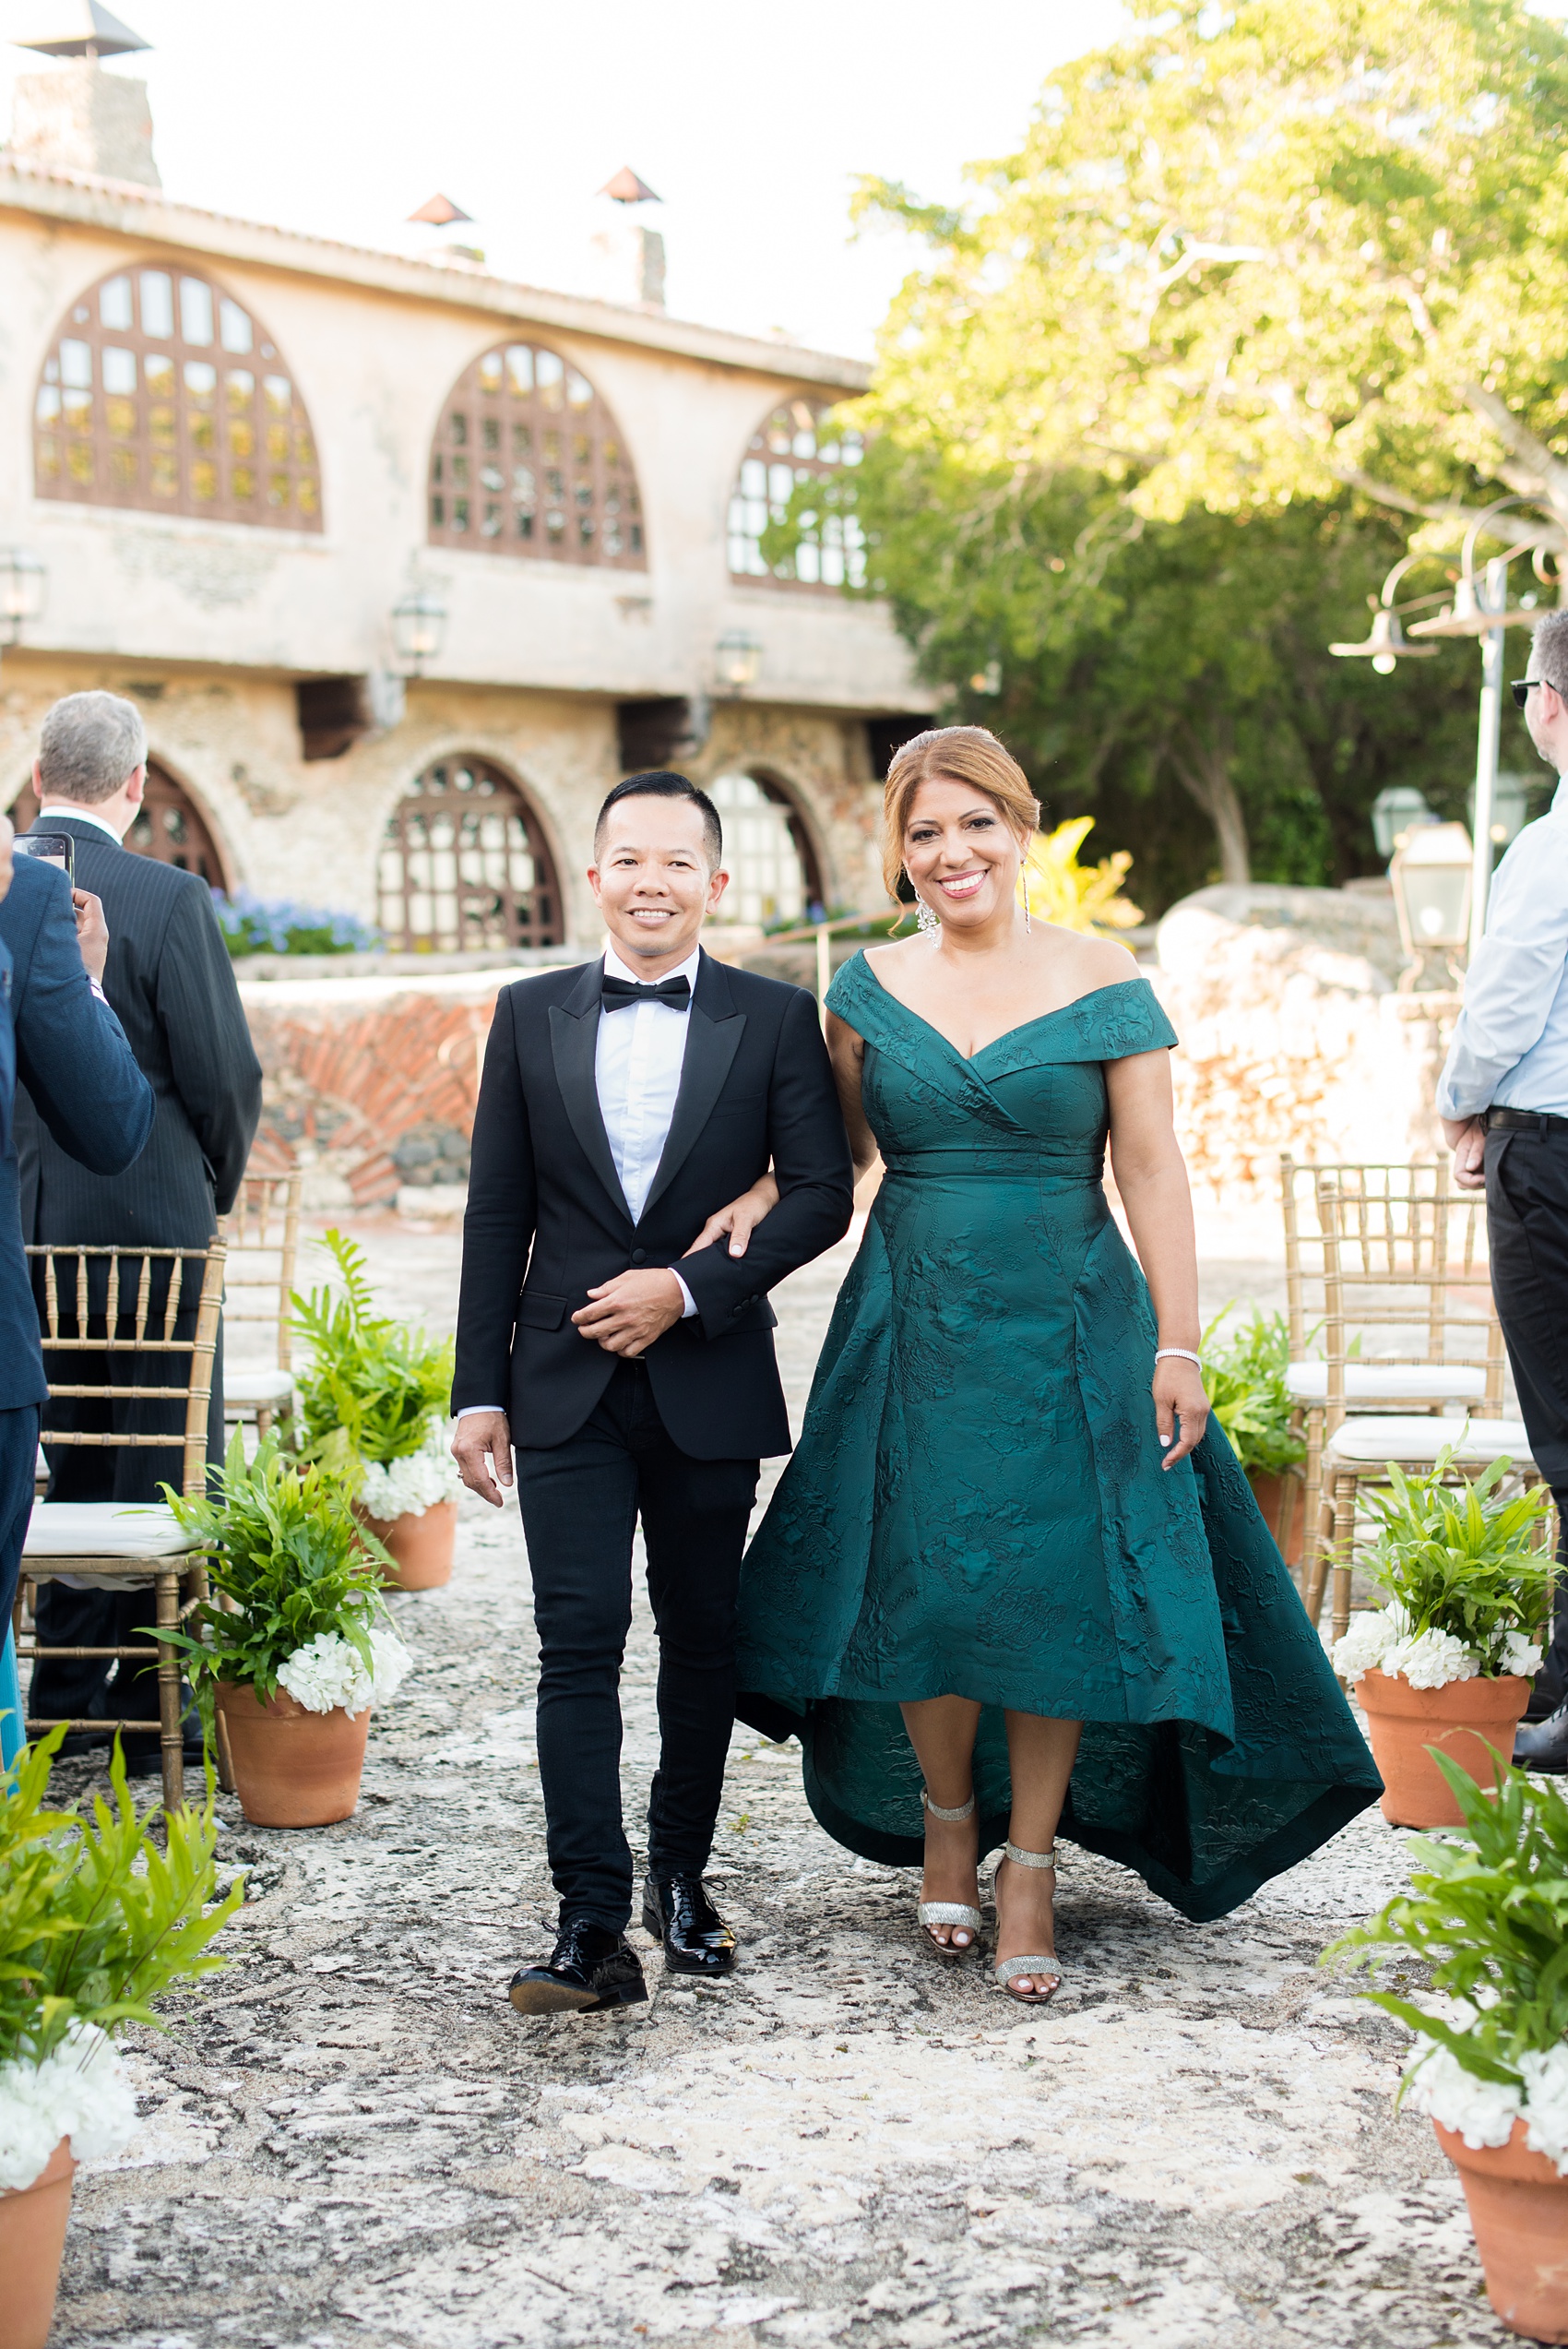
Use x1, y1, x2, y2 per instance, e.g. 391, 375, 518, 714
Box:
736, 955, 1380, 1923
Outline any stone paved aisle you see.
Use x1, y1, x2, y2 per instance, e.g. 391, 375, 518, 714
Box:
43, 1218, 1519, 2349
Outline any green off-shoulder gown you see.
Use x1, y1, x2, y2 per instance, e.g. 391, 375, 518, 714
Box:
736, 956, 1381, 1923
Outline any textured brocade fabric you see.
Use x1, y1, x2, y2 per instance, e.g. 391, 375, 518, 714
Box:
736, 956, 1381, 1924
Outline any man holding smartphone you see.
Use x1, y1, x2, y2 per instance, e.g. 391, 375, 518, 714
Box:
15, 691, 260, 1770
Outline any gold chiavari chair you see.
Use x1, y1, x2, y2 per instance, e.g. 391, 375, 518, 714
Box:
221, 1170, 302, 1443
1310, 1172, 1538, 1646
13, 1235, 226, 1807
1281, 1157, 1493, 1615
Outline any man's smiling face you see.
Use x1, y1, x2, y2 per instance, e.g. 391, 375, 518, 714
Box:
588, 793, 729, 975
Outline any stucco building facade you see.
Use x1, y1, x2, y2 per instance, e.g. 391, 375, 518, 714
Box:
0, 66, 930, 952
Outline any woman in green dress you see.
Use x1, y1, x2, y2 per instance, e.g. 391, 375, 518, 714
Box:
727, 726, 1380, 2003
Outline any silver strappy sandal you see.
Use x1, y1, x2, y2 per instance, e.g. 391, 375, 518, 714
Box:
917, 1789, 982, 1957
992, 1840, 1063, 2004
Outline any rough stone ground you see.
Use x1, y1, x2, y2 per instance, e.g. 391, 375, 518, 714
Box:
39, 1206, 1527, 2349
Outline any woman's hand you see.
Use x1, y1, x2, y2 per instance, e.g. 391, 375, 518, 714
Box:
1154, 1356, 1209, 1468
683, 1174, 779, 1260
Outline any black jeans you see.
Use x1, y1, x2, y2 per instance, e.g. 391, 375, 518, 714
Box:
1485, 1125, 1568, 1711
514, 1358, 759, 1932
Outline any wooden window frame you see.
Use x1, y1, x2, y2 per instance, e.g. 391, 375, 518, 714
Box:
426, 342, 646, 569
378, 757, 564, 952
8, 758, 231, 891
728, 396, 866, 592
33, 265, 324, 532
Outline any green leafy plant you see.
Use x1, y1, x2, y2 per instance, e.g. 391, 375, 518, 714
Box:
1359, 1454, 1555, 1659
291, 1230, 455, 1469
1324, 1757, 1568, 2099
163, 1428, 392, 1708
1199, 1307, 1307, 1477
0, 1732, 242, 2073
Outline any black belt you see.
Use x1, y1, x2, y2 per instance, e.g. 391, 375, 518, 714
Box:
1485, 1107, 1568, 1137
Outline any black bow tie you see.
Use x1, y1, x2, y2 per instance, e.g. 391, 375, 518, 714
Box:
600, 972, 692, 1013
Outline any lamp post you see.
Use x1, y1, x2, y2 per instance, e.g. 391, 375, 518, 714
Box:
390, 581, 448, 676
0, 546, 47, 650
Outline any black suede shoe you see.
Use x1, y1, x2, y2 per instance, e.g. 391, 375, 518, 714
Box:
509, 1920, 647, 2015
1515, 1699, 1568, 1773
641, 1871, 738, 1977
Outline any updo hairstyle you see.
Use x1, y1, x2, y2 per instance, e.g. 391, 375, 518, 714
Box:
881, 727, 1040, 902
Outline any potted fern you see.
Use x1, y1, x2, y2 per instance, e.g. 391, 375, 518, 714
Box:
0, 1735, 241, 2349
1200, 1307, 1308, 1563
291, 1230, 461, 1589
166, 1432, 411, 1829
1325, 1759, 1568, 2343
1332, 1450, 1552, 1828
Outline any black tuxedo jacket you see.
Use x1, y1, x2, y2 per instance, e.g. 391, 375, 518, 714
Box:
15, 814, 261, 1248
453, 949, 854, 1459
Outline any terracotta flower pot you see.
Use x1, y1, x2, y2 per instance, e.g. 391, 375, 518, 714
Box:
1246, 1467, 1304, 1567
0, 2136, 76, 2349
1357, 1668, 1530, 1828
214, 1681, 369, 1828
1436, 2117, 1568, 2342
356, 1497, 457, 1591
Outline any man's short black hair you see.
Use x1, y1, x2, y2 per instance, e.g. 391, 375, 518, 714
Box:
595, 770, 723, 868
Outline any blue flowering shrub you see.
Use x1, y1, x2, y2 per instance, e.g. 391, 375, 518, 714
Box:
212, 890, 380, 958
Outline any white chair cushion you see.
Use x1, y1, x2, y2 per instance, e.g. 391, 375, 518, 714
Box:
1324, 1415, 1536, 1469
22, 1501, 196, 1582
1287, 1361, 1489, 1403
223, 1365, 294, 1410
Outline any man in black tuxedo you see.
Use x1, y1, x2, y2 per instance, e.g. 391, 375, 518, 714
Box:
453, 770, 852, 2013
0, 812, 153, 1640
16, 692, 261, 1764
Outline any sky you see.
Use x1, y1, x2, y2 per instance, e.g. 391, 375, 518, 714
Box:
0, 0, 1127, 357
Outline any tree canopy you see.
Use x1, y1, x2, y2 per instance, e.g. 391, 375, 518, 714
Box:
835, 0, 1557, 902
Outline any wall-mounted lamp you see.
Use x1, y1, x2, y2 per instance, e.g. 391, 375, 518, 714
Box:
0, 547, 47, 649
715, 631, 762, 693
391, 581, 448, 675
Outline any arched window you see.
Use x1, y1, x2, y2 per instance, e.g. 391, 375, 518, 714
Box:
378, 757, 564, 950
426, 343, 645, 567
708, 772, 822, 927
33, 266, 323, 530
728, 398, 865, 589
8, 757, 230, 888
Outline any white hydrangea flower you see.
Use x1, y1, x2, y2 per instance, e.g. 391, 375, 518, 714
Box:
357, 1425, 462, 1522
1520, 2045, 1568, 2176
0, 2023, 138, 2191
1382, 1626, 1481, 1690
276, 1622, 412, 1718
1494, 1628, 1545, 1678
1332, 1606, 1400, 1683
1402, 2034, 1523, 2149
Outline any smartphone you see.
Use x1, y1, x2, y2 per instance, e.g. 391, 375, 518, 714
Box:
13, 833, 76, 883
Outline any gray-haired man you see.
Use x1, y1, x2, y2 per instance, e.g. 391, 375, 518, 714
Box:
1440, 607, 1568, 1771
17, 691, 260, 1769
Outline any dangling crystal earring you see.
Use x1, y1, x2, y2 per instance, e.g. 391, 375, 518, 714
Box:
1023, 882, 1033, 936
916, 894, 941, 936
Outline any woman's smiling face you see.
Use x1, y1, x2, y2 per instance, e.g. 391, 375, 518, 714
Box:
902, 774, 1026, 929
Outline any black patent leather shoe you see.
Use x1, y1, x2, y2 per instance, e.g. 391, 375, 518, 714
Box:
508, 1920, 647, 2015
1515, 1700, 1568, 1773
641, 1871, 738, 1976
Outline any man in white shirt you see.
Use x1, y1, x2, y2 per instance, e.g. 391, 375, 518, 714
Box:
1440, 606, 1568, 1768
452, 772, 853, 2009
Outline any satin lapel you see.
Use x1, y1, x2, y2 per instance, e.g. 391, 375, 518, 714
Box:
639, 950, 745, 1222
548, 960, 633, 1222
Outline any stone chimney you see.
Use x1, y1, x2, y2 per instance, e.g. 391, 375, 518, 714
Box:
588, 168, 666, 310
8, 59, 160, 185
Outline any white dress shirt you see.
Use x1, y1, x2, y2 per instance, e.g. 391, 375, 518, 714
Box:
37, 802, 124, 843
1438, 778, 1568, 1119
457, 946, 701, 1418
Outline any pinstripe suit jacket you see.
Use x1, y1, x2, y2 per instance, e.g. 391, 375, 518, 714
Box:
15, 813, 261, 1250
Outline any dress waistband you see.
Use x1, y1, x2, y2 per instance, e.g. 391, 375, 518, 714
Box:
879, 1146, 1104, 1182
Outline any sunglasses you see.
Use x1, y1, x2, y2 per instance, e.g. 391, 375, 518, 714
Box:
1511, 677, 1565, 709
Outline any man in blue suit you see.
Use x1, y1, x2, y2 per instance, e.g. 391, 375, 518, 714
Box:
0, 814, 153, 1646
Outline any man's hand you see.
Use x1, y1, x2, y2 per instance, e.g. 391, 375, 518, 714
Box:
1442, 1115, 1488, 1193
452, 1410, 513, 1507
572, 1268, 684, 1357
73, 888, 109, 985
